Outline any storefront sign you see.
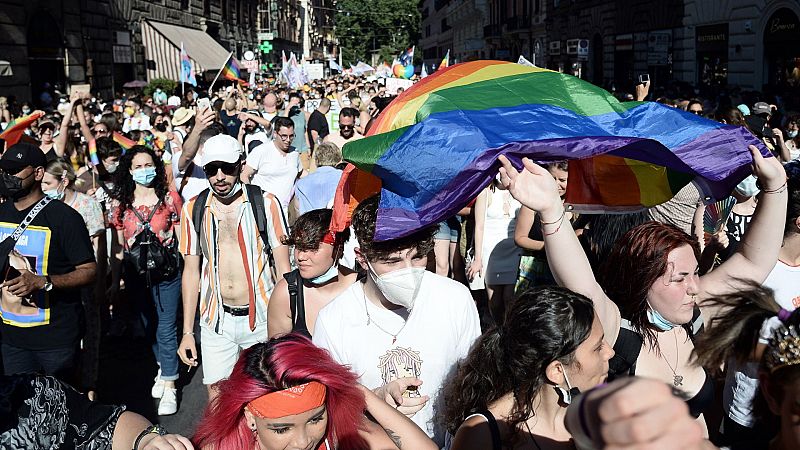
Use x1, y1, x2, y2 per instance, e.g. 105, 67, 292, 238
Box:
764, 8, 800, 44
696, 23, 728, 53
647, 31, 671, 65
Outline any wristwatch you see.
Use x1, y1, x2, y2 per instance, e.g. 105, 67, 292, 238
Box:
43, 275, 53, 292
133, 424, 168, 450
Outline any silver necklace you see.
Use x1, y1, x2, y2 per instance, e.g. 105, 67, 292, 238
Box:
663, 330, 683, 387
363, 289, 407, 344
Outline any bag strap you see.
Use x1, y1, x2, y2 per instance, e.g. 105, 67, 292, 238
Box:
191, 188, 211, 255
284, 269, 301, 327
608, 319, 643, 380
468, 409, 501, 450
130, 199, 163, 226
178, 160, 195, 197
10, 196, 52, 242
244, 184, 275, 266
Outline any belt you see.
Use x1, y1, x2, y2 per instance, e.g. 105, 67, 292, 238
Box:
223, 304, 250, 316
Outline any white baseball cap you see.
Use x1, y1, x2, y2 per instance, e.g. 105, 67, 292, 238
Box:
200, 134, 242, 167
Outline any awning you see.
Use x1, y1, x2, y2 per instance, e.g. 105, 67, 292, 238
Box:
140, 20, 230, 82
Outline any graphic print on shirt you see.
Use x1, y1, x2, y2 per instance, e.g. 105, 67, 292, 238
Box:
0, 223, 51, 327
378, 347, 423, 397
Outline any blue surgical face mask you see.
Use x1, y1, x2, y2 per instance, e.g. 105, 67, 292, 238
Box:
43, 188, 64, 200
735, 175, 759, 197
788, 130, 798, 139
309, 263, 338, 285
647, 307, 678, 331
132, 167, 157, 186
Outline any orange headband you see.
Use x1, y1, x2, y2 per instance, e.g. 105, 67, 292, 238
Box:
247, 382, 327, 419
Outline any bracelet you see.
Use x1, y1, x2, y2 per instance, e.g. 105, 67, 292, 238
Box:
540, 207, 566, 226
133, 424, 167, 450
183, 331, 195, 336
762, 180, 788, 194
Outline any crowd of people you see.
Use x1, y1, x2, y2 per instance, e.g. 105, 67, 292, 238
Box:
0, 70, 798, 450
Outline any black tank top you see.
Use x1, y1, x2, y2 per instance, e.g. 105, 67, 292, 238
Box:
284, 269, 311, 339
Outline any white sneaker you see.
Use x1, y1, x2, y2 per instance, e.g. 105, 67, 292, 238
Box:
151, 375, 165, 399
158, 387, 178, 416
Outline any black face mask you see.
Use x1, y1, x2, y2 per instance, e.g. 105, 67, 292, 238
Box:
154, 122, 167, 132
0, 171, 34, 201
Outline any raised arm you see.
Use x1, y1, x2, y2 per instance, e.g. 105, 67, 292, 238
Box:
498, 155, 620, 340
53, 99, 77, 157
699, 145, 788, 308
75, 102, 95, 143
178, 107, 215, 171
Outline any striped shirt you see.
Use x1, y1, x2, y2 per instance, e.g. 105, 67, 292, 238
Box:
178, 187, 288, 333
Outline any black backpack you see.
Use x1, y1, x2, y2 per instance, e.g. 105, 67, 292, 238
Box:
190, 184, 280, 269
123, 199, 183, 287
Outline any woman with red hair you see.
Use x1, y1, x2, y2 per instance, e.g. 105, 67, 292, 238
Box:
193, 333, 437, 450
496, 145, 788, 432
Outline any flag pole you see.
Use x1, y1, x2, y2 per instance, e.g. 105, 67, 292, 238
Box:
180, 42, 186, 98
209, 51, 233, 97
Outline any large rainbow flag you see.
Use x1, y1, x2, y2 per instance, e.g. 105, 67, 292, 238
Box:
335, 60, 768, 241
0, 111, 45, 147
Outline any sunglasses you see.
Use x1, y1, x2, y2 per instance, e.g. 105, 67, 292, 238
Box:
93, 127, 109, 133
203, 162, 240, 177
689, 110, 703, 115
340, 125, 354, 131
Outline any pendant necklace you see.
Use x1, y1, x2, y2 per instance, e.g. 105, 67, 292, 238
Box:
363, 290, 407, 344
663, 329, 684, 387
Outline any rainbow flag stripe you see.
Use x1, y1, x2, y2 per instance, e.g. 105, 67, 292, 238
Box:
88, 138, 100, 166
0, 111, 44, 146
340, 60, 769, 241
221, 57, 242, 82
112, 132, 136, 152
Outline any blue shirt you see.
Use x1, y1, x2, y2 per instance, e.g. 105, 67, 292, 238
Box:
294, 166, 343, 214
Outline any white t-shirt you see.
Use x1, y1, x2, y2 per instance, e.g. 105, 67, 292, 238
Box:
172, 151, 210, 202
724, 260, 800, 427
244, 130, 270, 155
245, 141, 301, 207
313, 273, 481, 446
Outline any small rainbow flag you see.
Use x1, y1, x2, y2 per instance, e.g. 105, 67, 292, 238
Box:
221, 56, 243, 82
0, 111, 45, 146
440, 50, 449, 69
334, 60, 769, 241
112, 131, 136, 154
88, 138, 100, 166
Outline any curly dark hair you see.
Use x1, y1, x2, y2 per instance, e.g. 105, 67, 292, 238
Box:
109, 145, 169, 224
439, 286, 595, 442
351, 194, 435, 261
282, 208, 351, 257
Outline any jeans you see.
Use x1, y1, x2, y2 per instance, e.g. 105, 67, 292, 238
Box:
129, 272, 182, 381
2, 342, 78, 381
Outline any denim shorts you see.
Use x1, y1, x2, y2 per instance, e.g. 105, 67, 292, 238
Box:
434, 216, 462, 242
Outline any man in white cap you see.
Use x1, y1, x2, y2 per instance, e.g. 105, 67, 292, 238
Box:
177, 134, 291, 402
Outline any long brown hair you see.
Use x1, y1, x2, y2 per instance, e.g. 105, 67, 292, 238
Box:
600, 221, 700, 348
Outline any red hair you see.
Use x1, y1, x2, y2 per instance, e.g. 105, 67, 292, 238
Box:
600, 221, 700, 346
193, 334, 368, 450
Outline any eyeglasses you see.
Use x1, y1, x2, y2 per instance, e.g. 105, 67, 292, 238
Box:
277, 133, 295, 141
340, 125, 354, 131
203, 162, 240, 177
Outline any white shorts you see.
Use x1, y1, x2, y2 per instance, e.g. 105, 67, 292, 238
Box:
200, 313, 267, 385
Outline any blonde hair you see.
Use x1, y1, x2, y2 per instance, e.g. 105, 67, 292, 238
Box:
45, 158, 84, 190
314, 142, 342, 167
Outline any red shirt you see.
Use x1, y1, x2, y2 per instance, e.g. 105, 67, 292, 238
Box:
109, 190, 183, 250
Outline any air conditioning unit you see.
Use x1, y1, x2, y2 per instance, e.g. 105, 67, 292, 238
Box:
549, 40, 561, 55
566, 39, 579, 55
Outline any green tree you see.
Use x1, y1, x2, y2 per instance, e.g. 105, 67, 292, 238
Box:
144, 78, 177, 98
335, 0, 420, 66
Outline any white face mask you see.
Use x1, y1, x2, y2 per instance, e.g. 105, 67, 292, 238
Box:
735, 174, 759, 197
367, 262, 425, 310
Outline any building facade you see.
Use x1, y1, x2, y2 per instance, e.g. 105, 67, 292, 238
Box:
421, 0, 455, 69
0, 0, 115, 104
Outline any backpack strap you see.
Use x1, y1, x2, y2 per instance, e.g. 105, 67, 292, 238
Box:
285, 269, 301, 326
130, 199, 163, 226
191, 188, 211, 256
608, 318, 643, 381
466, 409, 501, 450
178, 160, 195, 197
244, 184, 276, 267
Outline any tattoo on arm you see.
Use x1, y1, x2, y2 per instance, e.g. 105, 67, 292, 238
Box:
383, 428, 402, 448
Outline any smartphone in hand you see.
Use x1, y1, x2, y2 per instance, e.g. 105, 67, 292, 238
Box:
638, 74, 650, 84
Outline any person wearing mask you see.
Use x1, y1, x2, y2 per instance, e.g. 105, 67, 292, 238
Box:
267, 209, 356, 338
442, 286, 615, 450
496, 146, 786, 429
0, 143, 96, 382
121, 98, 151, 133
313, 194, 481, 446
784, 116, 799, 161
324, 107, 363, 150
241, 116, 303, 210
42, 159, 106, 398
177, 135, 291, 403
108, 145, 184, 416
74, 137, 123, 213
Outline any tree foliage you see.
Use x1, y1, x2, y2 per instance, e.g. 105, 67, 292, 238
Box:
335, 0, 421, 66
144, 78, 177, 98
